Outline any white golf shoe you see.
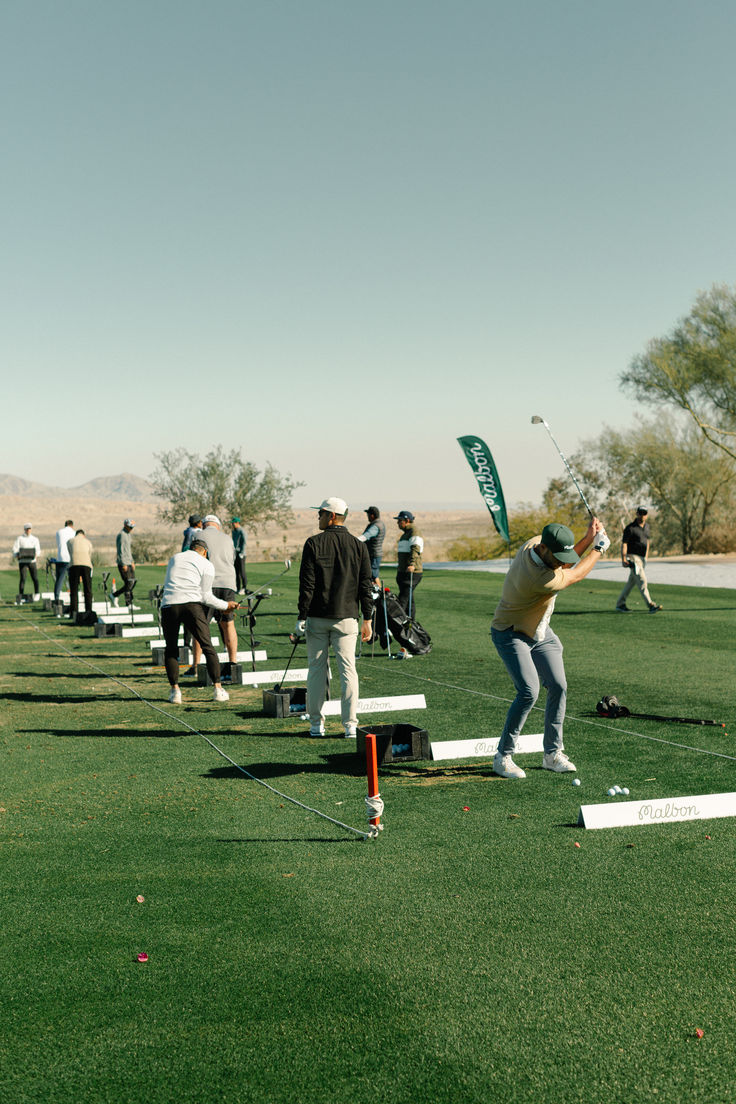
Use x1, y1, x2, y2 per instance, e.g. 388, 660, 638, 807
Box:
213, 686, 229, 703
344, 723, 357, 739
542, 750, 577, 773
168, 687, 182, 705
493, 753, 526, 779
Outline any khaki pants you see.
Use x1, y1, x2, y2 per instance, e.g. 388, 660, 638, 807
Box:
306, 616, 359, 728
617, 555, 654, 608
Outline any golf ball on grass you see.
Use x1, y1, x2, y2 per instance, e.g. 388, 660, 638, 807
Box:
607, 788, 616, 796
572, 778, 581, 787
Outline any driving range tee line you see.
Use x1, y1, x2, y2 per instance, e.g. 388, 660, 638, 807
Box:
373, 663, 736, 765
14, 613, 375, 841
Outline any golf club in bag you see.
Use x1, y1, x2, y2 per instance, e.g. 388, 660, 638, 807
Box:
374, 587, 431, 656
596, 695, 725, 728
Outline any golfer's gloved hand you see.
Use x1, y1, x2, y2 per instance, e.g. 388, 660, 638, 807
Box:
294, 619, 306, 637
593, 531, 611, 553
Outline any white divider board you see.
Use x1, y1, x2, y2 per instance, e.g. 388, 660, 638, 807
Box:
578, 791, 736, 830
431, 732, 545, 761
121, 627, 162, 638
148, 637, 220, 648
240, 668, 309, 686
323, 693, 426, 717
42, 592, 141, 611
99, 612, 154, 624
198, 650, 267, 664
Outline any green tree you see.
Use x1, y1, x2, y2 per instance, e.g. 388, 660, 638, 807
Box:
150, 446, 304, 531
544, 417, 736, 554
621, 284, 736, 460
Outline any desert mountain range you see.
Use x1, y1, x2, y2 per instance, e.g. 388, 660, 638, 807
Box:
0, 472, 157, 501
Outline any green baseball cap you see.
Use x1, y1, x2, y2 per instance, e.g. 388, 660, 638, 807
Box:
541, 522, 579, 564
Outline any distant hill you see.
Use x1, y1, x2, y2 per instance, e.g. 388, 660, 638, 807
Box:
0, 472, 158, 501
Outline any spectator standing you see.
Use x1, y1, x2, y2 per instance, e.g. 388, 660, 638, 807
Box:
160, 539, 237, 704
69, 530, 94, 617
111, 519, 136, 607
394, 510, 424, 617
231, 517, 248, 593
12, 524, 41, 601
296, 497, 373, 738
193, 515, 239, 673
357, 506, 386, 582
54, 520, 76, 601
616, 507, 662, 613
182, 515, 203, 552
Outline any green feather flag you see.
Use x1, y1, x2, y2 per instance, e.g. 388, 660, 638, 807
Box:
457, 435, 510, 543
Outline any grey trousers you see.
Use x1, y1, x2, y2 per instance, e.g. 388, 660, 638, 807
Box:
617, 555, 654, 607
491, 626, 567, 756
306, 616, 360, 727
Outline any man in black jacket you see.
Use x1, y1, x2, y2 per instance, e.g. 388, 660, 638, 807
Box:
297, 497, 373, 738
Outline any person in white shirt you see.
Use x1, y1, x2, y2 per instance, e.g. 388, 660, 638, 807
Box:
160, 539, 238, 705
12, 524, 42, 600
54, 520, 76, 602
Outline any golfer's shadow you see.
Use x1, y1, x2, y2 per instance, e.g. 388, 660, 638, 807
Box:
201, 752, 365, 782
3, 691, 108, 704
21, 727, 181, 739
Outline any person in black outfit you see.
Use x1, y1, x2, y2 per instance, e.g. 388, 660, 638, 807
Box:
296, 497, 373, 738
615, 507, 662, 613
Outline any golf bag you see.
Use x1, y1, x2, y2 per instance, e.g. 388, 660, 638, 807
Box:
374, 590, 432, 655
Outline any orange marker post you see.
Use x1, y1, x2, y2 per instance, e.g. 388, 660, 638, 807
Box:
365, 732, 380, 831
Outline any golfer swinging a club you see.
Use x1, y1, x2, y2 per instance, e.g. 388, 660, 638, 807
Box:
491, 518, 609, 778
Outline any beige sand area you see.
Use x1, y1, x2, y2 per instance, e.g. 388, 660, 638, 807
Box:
0, 496, 492, 564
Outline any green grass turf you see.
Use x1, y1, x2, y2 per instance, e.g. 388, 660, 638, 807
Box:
1, 563, 735, 1103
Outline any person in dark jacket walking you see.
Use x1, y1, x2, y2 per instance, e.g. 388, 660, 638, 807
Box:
296, 497, 373, 738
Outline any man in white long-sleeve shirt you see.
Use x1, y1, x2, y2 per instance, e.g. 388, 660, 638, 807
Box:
12, 524, 42, 600
161, 539, 238, 704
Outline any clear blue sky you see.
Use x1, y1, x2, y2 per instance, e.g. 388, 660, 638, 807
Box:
2, 0, 735, 510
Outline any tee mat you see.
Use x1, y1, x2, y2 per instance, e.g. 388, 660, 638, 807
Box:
431, 732, 544, 761
578, 791, 736, 830
322, 693, 426, 717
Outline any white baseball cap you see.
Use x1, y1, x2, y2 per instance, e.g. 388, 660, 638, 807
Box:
203, 514, 221, 526
313, 497, 348, 517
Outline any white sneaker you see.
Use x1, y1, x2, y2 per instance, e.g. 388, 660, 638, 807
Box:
344, 724, 357, 739
33, 593, 40, 602
542, 750, 576, 773
213, 686, 229, 703
309, 721, 325, 737
493, 752, 526, 779
168, 687, 182, 705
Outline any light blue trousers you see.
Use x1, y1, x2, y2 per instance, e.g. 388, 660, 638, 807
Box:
491, 626, 567, 756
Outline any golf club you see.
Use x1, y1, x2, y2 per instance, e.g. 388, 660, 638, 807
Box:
274, 636, 301, 692
382, 586, 392, 658
249, 558, 292, 599
531, 415, 594, 518
596, 694, 725, 727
